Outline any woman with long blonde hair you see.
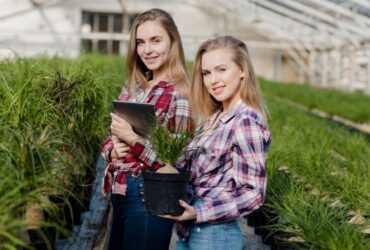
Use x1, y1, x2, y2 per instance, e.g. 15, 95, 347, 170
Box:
101, 8, 193, 250
162, 36, 272, 250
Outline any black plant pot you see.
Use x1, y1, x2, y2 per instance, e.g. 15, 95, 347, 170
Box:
271, 232, 306, 250
254, 209, 267, 235
142, 170, 190, 216
261, 210, 279, 245
247, 209, 261, 227
261, 227, 276, 246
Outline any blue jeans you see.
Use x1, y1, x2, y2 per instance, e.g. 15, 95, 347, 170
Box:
175, 220, 243, 250
108, 175, 174, 250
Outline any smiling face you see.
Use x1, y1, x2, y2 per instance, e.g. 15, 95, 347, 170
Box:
201, 48, 245, 112
136, 20, 171, 76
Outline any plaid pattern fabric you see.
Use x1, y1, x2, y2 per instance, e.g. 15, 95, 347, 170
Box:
102, 80, 193, 195
174, 100, 271, 239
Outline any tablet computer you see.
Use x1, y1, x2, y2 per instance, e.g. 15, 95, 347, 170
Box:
112, 101, 156, 137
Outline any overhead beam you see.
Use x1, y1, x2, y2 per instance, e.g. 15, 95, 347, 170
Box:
350, 0, 370, 10
249, 0, 360, 46
0, 0, 61, 20
309, 0, 370, 28
30, 0, 64, 47
192, 0, 313, 75
274, 0, 366, 37
227, 0, 322, 47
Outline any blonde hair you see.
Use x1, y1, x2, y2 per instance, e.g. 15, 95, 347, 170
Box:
125, 8, 189, 92
191, 35, 268, 122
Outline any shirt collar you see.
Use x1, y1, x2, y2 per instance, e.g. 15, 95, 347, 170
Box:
156, 80, 172, 88
219, 100, 246, 124
137, 79, 172, 93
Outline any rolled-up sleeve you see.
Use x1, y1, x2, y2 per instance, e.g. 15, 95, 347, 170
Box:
231, 116, 270, 215
101, 134, 114, 161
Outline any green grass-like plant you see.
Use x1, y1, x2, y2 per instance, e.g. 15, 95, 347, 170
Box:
264, 94, 369, 248
259, 78, 370, 124
1, 53, 368, 249
147, 122, 194, 168
0, 54, 125, 248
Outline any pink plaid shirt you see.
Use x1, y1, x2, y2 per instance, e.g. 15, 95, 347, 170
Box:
173, 100, 271, 238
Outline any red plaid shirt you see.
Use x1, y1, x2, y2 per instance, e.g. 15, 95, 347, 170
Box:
102, 80, 193, 195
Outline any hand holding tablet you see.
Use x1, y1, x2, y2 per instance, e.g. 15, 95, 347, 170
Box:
112, 101, 156, 137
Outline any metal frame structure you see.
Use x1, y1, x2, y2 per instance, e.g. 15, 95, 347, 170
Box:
1, 0, 370, 93
181, 0, 370, 94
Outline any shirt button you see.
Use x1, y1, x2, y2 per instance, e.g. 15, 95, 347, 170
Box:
196, 227, 201, 232
140, 163, 144, 167
141, 198, 145, 202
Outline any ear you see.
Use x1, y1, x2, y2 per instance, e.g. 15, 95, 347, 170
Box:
240, 70, 245, 80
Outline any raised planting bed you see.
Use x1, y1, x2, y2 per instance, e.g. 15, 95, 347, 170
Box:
260, 78, 370, 124
0, 55, 124, 248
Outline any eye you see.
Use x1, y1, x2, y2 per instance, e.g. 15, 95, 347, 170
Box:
201, 71, 210, 76
136, 40, 144, 46
219, 67, 226, 72
153, 38, 162, 44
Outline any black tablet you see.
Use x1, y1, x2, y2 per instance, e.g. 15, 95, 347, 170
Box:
112, 101, 156, 137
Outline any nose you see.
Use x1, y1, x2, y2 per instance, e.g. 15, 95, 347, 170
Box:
144, 43, 153, 54
210, 72, 219, 85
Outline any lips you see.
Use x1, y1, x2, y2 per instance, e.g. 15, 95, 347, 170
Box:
212, 85, 225, 95
144, 56, 158, 64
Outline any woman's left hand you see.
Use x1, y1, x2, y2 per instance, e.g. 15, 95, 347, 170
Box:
160, 200, 197, 221
110, 113, 139, 146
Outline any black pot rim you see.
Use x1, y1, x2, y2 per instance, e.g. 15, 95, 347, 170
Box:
143, 170, 190, 181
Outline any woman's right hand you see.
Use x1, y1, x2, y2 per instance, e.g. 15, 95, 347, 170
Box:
110, 135, 130, 160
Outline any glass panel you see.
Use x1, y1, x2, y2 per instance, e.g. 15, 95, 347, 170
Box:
113, 13, 123, 32
99, 13, 109, 32
81, 39, 92, 53
81, 11, 93, 33
112, 40, 120, 54
81, 11, 93, 26
98, 40, 108, 53
128, 13, 139, 29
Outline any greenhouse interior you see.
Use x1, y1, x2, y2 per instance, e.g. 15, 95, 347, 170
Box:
0, 0, 369, 249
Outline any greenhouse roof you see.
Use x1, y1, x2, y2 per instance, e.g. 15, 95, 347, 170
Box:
183, 0, 370, 50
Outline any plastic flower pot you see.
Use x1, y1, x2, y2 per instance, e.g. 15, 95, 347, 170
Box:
254, 209, 268, 235
262, 229, 276, 246
142, 170, 190, 216
271, 232, 306, 250
247, 209, 260, 227
261, 209, 279, 245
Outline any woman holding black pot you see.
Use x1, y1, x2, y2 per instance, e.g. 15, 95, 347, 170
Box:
101, 8, 193, 250
161, 36, 272, 250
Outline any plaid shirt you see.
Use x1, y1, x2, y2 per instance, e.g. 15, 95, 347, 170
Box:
173, 100, 271, 239
102, 80, 192, 195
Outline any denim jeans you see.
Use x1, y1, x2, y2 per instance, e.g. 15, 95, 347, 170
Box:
108, 175, 174, 250
175, 220, 243, 250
